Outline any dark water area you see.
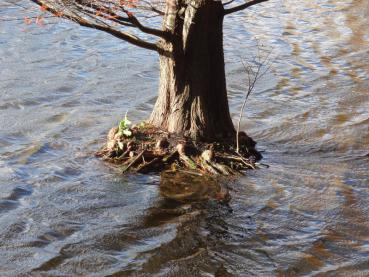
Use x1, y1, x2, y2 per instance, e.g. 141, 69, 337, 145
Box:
1, 0, 369, 276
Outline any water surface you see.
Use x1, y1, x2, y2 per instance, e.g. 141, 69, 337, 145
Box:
1, 0, 369, 276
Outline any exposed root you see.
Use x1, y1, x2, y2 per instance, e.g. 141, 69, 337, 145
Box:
122, 150, 145, 173
96, 122, 263, 175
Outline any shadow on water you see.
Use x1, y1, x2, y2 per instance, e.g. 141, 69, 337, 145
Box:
104, 173, 236, 277
25, 172, 235, 276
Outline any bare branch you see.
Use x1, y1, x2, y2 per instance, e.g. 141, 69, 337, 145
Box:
137, 0, 165, 16
73, 1, 134, 27
222, 0, 236, 6
236, 45, 272, 154
224, 0, 269, 15
72, 0, 170, 39
29, 0, 163, 52
126, 13, 171, 39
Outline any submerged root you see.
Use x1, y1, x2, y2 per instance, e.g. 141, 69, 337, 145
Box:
96, 123, 263, 175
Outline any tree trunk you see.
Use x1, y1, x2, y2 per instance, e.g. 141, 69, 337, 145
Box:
149, 0, 235, 141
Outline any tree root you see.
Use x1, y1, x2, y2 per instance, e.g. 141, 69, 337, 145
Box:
122, 150, 145, 173
96, 124, 264, 175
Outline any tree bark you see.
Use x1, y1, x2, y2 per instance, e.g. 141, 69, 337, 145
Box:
149, 0, 235, 141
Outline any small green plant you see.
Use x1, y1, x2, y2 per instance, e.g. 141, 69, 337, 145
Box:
138, 121, 146, 129
118, 113, 132, 137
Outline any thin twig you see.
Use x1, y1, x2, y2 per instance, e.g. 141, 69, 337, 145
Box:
236, 44, 272, 154
122, 150, 145, 173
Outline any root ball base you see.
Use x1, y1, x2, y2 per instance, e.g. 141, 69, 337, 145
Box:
96, 124, 262, 176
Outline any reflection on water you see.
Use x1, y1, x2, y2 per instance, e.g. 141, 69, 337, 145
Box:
1, 0, 369, 276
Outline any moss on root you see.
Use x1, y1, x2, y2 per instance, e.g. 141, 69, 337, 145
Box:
96, 122, 264, 176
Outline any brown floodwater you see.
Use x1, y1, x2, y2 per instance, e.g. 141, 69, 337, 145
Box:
1, 0, 369, 276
